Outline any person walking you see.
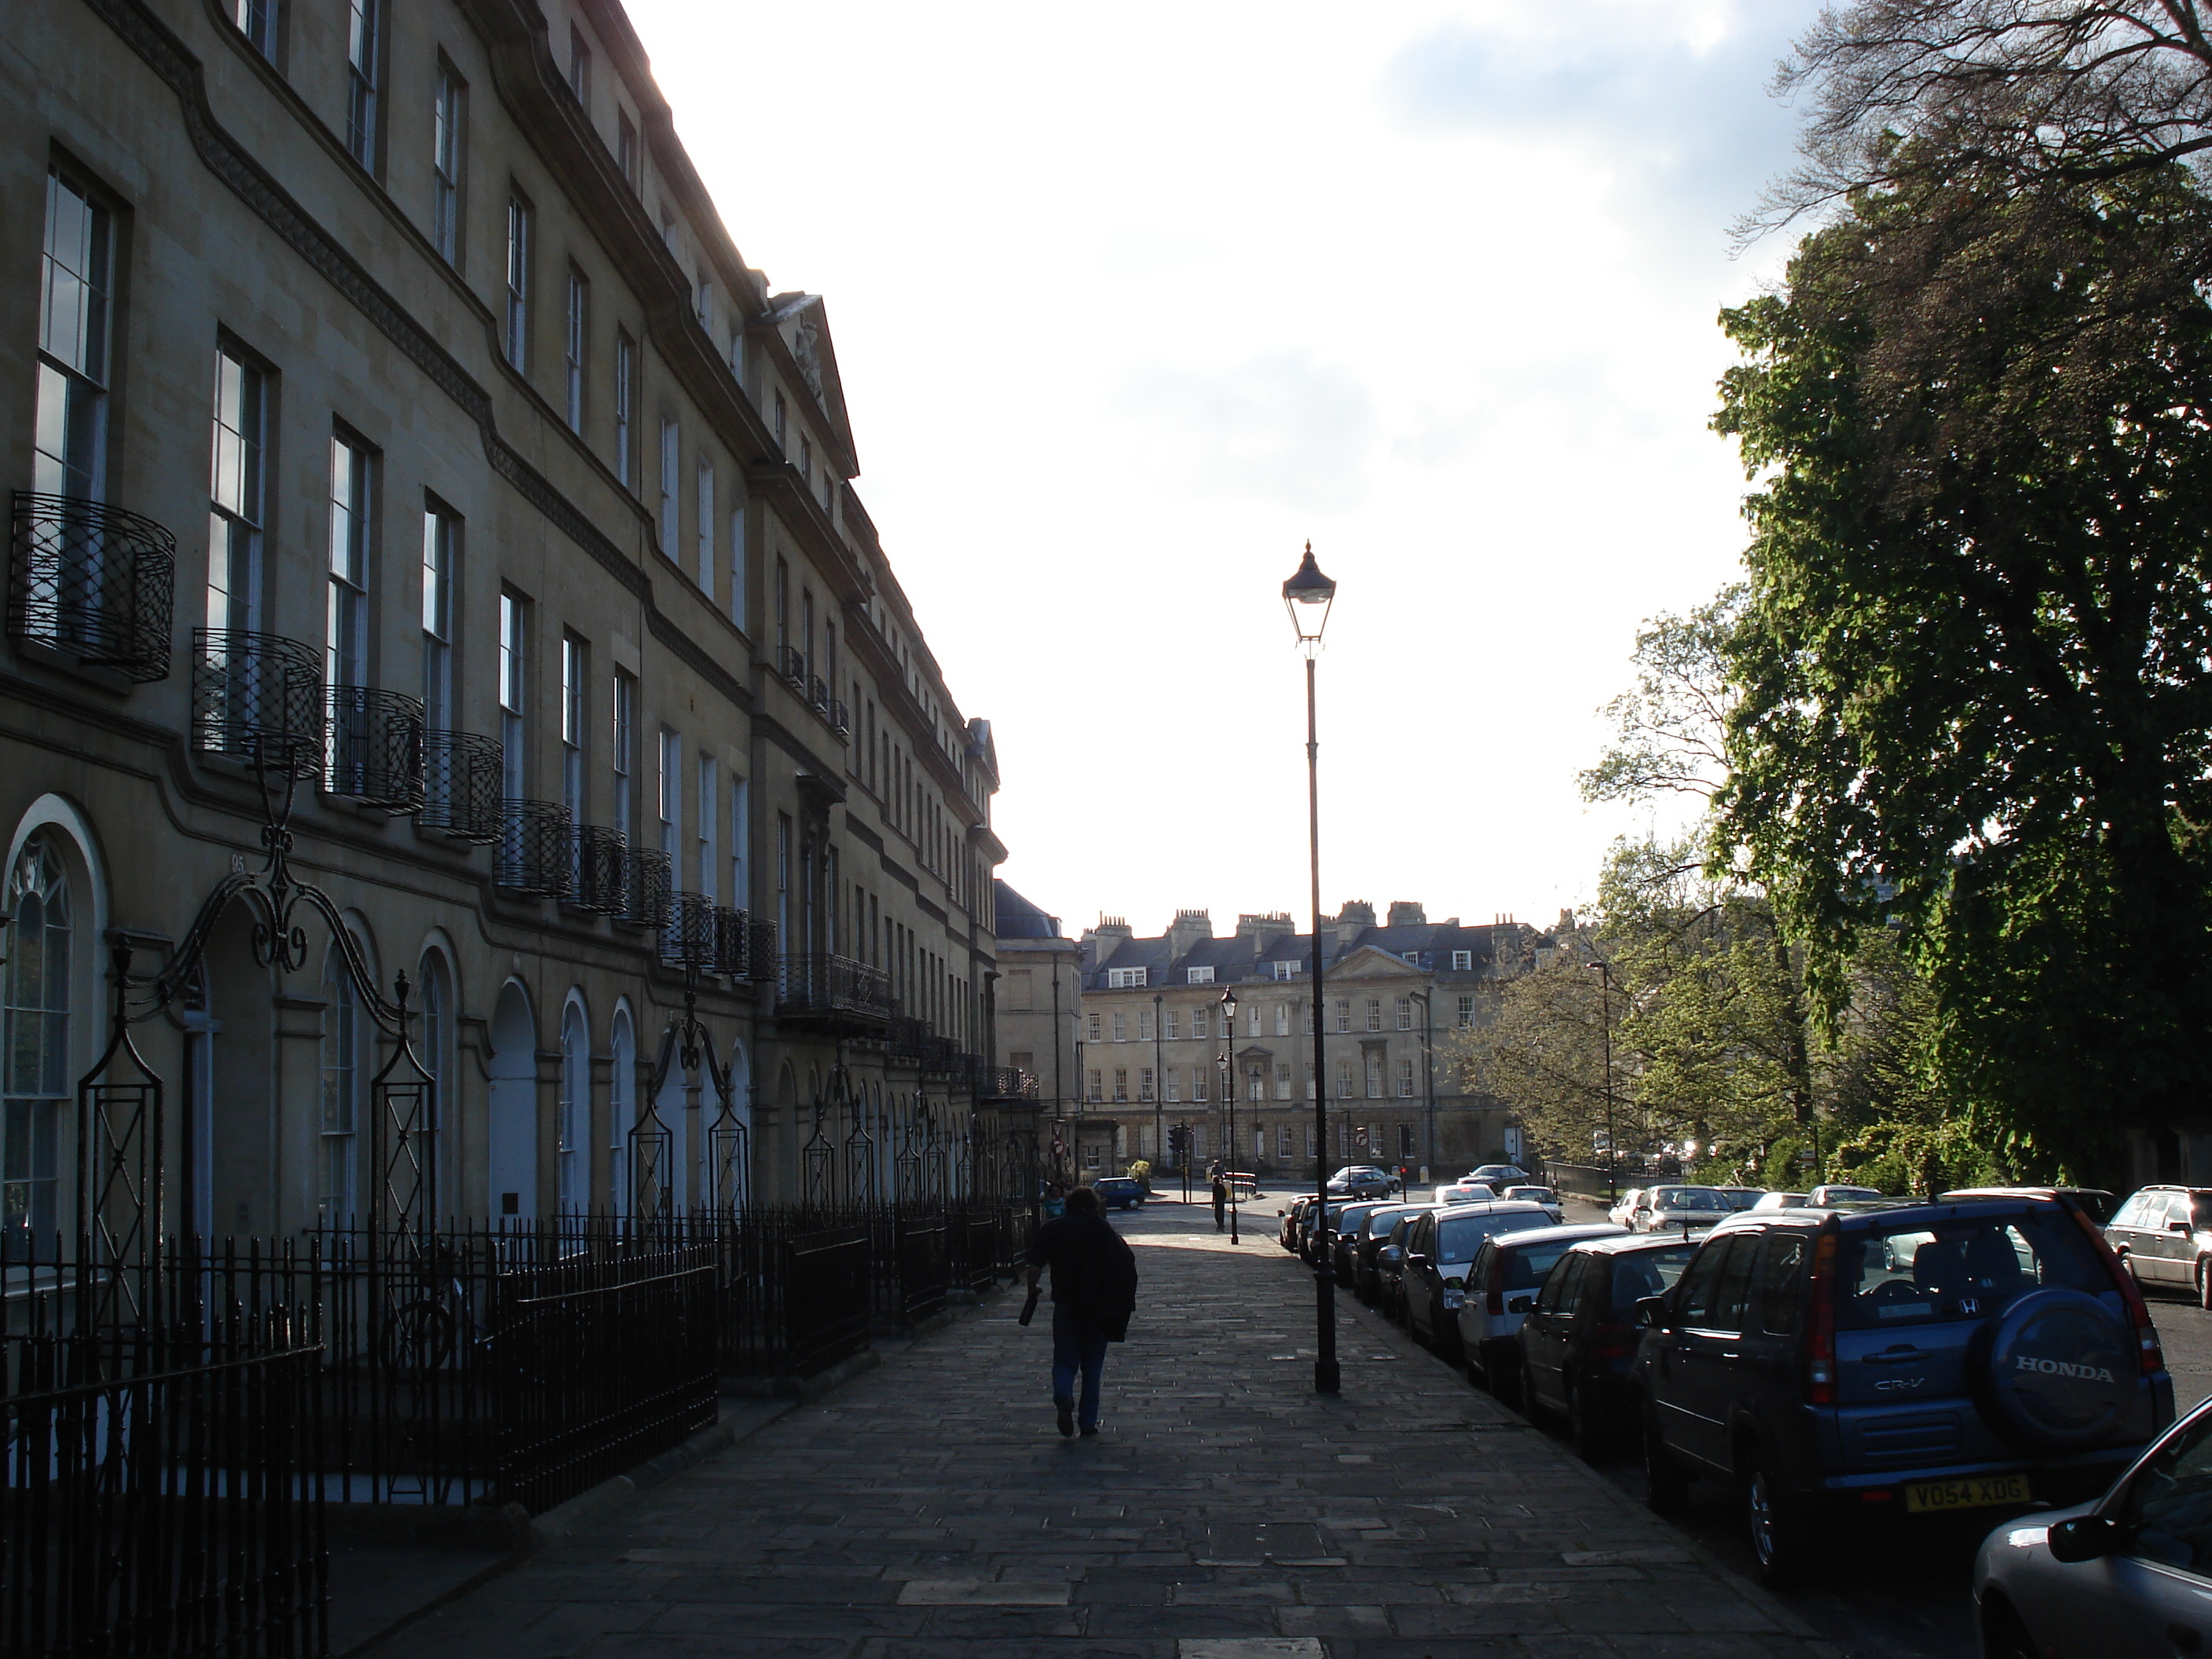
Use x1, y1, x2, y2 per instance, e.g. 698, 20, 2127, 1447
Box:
1024, 1185, 1138, 1437
1211, 1173, 1229, 1232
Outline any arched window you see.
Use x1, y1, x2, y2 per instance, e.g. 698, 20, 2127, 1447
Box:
320, 943, 362, 1226
558, 1001, 588, 1213
4, 838, 71, 1240
609, 1007, 635, 1219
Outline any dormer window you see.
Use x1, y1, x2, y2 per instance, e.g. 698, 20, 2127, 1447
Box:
1185, 966, 1214, 985
1107, 967, 1146, 989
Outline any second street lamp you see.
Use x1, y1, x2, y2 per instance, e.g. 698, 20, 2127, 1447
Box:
1219, 985, 1240, 1243
1284, 540, 1339, 1396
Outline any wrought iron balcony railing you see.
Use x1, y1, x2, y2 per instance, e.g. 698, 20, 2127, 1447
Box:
418, 729, 504, 842
777, 954, 894, 1024
980, 1067, 1041, 1102
747, 917, 778, 983
807, 675, 830, 715
718, 911, 752, 979
9, 492, 177, 683
617, 847, 672, 929
775, 646, 806, 687
496, 799, 571, 898
658, 892, 720, 972
919, 1034, 961, 1075
830, 699, 851, 739
885, 1014, 930, 1061
567, 824, 627, 913
191, 629, 324, 779
324, 685, 426, 812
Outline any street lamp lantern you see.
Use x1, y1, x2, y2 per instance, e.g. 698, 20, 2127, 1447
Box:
1218, 986, 1240, 1244
1285, 543, 1341, 1396
1282, 542, 1336, 645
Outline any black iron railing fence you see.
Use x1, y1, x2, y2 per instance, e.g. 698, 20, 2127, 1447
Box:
776, 954, 894, 1023
325, 684, 427, 812
2, 1331, 328, 1659
419, 729, 503, 842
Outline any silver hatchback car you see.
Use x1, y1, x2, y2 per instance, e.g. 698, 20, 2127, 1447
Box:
1976, 1393, 2212, 1657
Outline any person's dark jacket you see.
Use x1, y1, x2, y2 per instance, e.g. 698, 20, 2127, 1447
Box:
1027, 1211, 1139, 1340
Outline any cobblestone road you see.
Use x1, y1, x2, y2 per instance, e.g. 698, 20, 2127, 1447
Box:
379, 1203, 1829, 1659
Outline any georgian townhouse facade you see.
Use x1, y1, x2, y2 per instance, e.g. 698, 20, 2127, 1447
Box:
1077, 903, 1539, 1181
0, 0, 1016, 1243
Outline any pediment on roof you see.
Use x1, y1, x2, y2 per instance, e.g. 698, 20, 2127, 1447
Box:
761, 292, 859, 474
1329, 946, 1427, 980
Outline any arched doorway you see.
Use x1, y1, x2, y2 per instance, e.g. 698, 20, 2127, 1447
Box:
487, 980, 537, 1221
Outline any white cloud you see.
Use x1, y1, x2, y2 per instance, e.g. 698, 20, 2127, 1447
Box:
624, 0, 1823, 932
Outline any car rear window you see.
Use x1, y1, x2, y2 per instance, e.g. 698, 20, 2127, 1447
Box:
1835, 1211, 2109, 1329
1437, 1210, 1553, 1262
1500, 1236, 1584, 1291
1609, 1243, 1699, 1312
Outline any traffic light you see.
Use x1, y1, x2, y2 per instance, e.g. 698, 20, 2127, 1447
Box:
1167, 1124, 1191, 1155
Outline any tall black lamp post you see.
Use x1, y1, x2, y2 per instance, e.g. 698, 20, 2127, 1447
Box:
1284, 541, 1339, 1395
1152, 991, 1166, 1182
1588, 958, 1619, 1203
1219, 985, 1240, 1243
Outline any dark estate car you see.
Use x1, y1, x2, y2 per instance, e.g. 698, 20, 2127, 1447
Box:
1330, 1203, 1389, 1285
1633, 1195, 2170, 1589
1518, 1232, 1702, 1456
1457, 1222, 1628, 1405
1329, 1165, 1397, 1201
1400, 1202, 1558, 1359
1091, 1177, 1146, 1210
1352, 1203, 1426, 1302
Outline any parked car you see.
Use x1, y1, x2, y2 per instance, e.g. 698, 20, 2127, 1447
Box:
1468, 1164, 1532, 1188
1277, 1196, 1310, 1252
1376, 1212, 1420, 1317
1330, 1202, 1389, 1284
1298, 1199, 1353, 1265
1608, 1188, 1649, 1229
2104, 1186, 2212, 1305
1752, 1192, 1812, 1212
1500, 1185, 1566, 1223
1431, 1182, 1496, 1207
1328, 1165, 1397, 1200
1946, 1186, 2118, 1227
1352, 1203, 1426, 1302
1974, 1393, 2212, 1659
1458, 1222, 1626, 1403
1632, 1186, 1736, 1233
1401, 1201, 1558, 1357
1521, 1232, 1704, 1459
1717, 1187, 1766, 1211
1633, 1194, 2172, 1589
1807, 1183, 1885, 1206
1091, 1176, 1146, 1210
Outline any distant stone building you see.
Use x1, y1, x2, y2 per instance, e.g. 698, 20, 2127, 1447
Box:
1077, 902, 1544, 1181
992, 880, 1080, 1125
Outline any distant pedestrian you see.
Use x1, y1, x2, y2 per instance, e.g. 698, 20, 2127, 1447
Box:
1211, 1175, 1229, 1232
1024, 1186, 1138, 1437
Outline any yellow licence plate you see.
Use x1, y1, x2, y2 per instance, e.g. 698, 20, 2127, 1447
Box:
1903, 1474, 2031, 1514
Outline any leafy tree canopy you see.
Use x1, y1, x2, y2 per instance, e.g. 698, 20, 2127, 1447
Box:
1715, 158, 2212, 1172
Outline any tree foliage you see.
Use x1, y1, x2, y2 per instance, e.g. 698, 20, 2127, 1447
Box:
1716, 159, 2212, 1171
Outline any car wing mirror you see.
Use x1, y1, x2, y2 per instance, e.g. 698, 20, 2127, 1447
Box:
1635, 1295, 1670, 1329
1407, 1252, 1430, 1268
2172, 1221, 2195, 1235
2046, 1514, 2119, 1563
1507, 1295, 1536, 1314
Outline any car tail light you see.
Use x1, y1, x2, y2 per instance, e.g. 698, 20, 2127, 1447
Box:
1591, 1321, 1635, 1361
2067, 1200, 2163, 1375
1485, 1247, 1509, 1317
1804, 1220, 1839, 1405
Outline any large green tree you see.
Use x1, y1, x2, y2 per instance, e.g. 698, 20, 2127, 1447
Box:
1716, 159, 2212, 1174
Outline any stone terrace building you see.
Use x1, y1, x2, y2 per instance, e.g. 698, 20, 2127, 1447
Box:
0, 0, 1016, 1240
1079, 902, 1540, 1182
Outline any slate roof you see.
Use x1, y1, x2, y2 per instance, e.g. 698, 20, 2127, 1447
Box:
993, 880, 1063, 940
1079, 915, 1526, 991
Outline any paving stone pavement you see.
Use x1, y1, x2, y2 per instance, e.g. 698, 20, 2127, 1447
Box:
375, 1204, 1837, 1659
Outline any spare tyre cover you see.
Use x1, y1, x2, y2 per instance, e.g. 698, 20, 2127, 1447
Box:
1978, 1287, 2134, 1452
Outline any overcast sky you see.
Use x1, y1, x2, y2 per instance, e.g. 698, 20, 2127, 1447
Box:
625, 0, 1823, 939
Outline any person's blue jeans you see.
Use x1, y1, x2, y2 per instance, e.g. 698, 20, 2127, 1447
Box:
1051, 1303, 1109, 1430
